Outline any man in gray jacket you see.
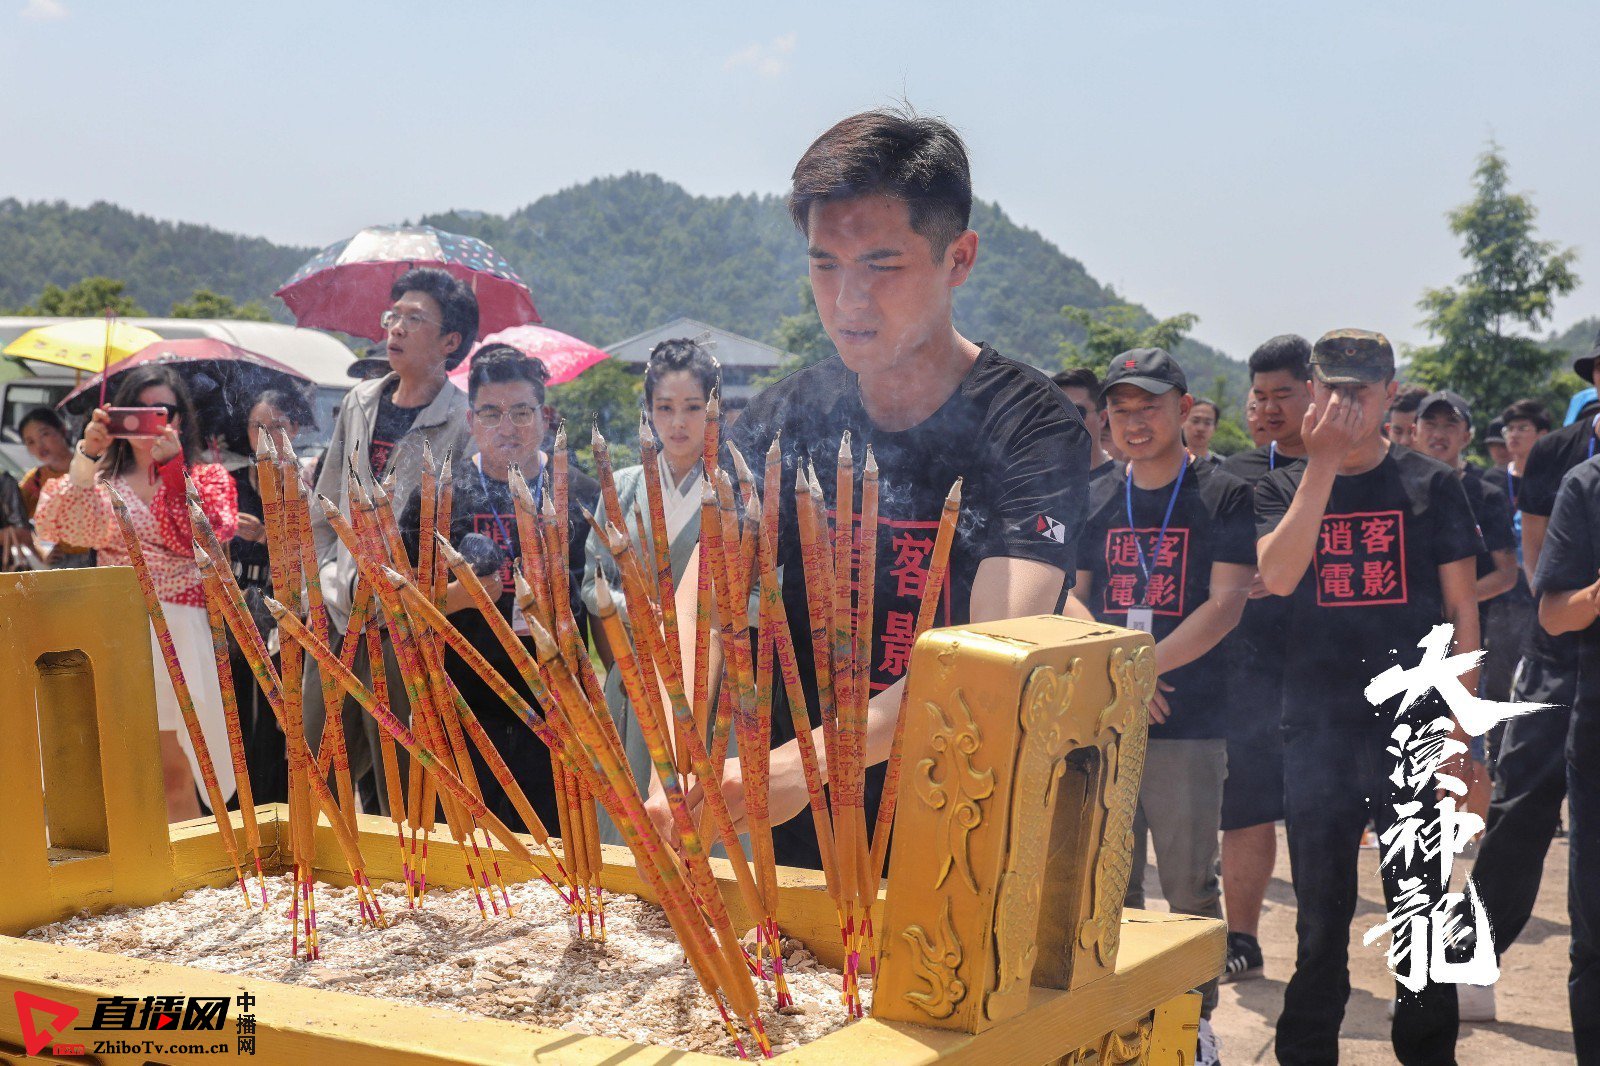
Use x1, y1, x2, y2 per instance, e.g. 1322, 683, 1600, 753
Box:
305, 266, 476, 813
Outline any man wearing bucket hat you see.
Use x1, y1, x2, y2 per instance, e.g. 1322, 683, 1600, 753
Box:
1254, 329, 1483, 1064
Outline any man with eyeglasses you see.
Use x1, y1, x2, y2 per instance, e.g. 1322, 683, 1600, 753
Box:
397, 344, 595, 834
307, 266, 477, 814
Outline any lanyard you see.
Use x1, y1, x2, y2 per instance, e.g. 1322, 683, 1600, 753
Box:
1589, 414, 1599, 459
475, 455, 541, 555
1268, 440, 1277, 470
1125, 458, 1188, 606
1506, 467, 1518, 510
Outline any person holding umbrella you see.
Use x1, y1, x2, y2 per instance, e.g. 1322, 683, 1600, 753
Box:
305, 266, 476, 814
33, 365, 240, 822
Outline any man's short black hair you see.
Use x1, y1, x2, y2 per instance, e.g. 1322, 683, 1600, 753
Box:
1389, 385, 1429, 415
1499, 398, 1553, 433
1247, 334, 1312, 380
390, 267, 479, 371
468, 343, 549, 405
1052, 367, 1103, 409
17, 406, 66, 438
788, 107, 971, 259
1189, 399, 1220, 418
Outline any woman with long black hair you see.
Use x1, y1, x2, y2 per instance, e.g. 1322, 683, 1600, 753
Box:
34, 365, 239, 821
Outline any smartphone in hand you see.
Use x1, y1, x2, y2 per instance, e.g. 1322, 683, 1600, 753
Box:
105, 407, 169, 438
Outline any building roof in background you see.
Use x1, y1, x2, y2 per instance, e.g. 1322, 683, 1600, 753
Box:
605, 316, 790, 370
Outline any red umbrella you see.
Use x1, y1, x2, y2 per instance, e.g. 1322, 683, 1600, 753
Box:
274, 224, 539, 341
449, 324, 611, 389
59, 338, 313, 454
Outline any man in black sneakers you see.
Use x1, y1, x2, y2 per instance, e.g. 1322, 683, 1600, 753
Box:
1072, 347, 1255, 1064
1257, 329, 1480, 1065
1217, 333, 1313, 985
1463, 342, 1600, 1024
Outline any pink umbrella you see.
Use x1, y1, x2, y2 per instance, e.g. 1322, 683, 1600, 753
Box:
449, 324, 611, 389
274, 224, 539, 341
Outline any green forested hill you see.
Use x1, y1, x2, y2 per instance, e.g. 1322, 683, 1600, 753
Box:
0, 176, 1246, 394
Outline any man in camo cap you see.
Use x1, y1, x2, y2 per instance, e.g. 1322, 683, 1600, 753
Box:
1255, 328, 1481, 1064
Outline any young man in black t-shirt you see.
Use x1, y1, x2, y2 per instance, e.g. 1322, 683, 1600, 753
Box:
1071, 348, 1254, 1039
1053, 366, 1116, 484
1216, 333, 1312, 983
645, 110, 1090, 873
1527, 454, 1600, 1061
398, 346, 597, 836
1256, 329, 1481, 1066
1465, 348, 1600, 1020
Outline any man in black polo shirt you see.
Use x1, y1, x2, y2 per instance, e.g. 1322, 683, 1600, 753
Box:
646, 109, 1090, 873
1527, 454, 1600, 1060
1256, 329, 1481, 1065
1217, 333, 1313, 984
1071, 347, 1254, 1057
1465, 342, 1600, 1024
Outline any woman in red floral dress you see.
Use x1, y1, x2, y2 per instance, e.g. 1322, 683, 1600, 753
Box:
35, 366, 238, 822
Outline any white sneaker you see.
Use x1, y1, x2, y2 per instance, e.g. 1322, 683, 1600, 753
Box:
1457, 982, 1496, 1022
1197, 1017, 1222, 1066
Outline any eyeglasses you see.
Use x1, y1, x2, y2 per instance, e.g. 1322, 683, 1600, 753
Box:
473, 405, 540, 428
380, 309, 441, 332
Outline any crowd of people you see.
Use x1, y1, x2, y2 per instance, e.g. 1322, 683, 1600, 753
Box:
3, 107, 1594, 1065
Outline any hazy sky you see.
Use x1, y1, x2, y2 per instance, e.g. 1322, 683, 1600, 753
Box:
3, 2, 1596, 359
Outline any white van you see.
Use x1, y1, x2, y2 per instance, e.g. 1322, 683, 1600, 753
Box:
0, 317, 357, 476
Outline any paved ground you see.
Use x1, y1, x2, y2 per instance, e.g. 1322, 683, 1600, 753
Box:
1143, 824, 1575, 1063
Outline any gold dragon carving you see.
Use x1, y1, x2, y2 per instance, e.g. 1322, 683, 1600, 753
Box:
900, 895, 966, 1019
1077, 644, 1155, 969
913, 690, 995, 894
985, 658, 1083, 1020
1060, 1010, 1156, 1064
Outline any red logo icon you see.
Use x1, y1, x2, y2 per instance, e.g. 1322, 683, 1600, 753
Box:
1123, 359, 1138, 368
13, 991, 79, 1056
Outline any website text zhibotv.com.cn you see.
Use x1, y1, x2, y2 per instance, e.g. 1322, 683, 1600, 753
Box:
11, 988, 260, 1057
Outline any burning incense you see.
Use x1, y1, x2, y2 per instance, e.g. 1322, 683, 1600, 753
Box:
868, 478, 961, 883
108, 490, 247, 905
193, 547, 386, 931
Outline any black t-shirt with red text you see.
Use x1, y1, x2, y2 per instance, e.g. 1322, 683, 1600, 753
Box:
727, 346, 1090, 868
1255, 445, 1483, 731
1080, 458, 1257, 740
369, 380, 426, 477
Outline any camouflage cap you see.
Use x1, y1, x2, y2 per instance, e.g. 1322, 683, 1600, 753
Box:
1309, 328, 1395, 385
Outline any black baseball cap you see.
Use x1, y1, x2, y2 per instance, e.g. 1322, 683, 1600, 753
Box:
1485, 419, 1506, 444
1572, 333, 1600, 383
1310, 328, 1395, 385
1100, 347, 1187, 399
1419, 389, 1472, 424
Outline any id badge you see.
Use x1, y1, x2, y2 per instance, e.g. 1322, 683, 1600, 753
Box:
1125, 607, 1155, 634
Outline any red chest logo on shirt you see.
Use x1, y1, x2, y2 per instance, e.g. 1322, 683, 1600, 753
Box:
1313, 509, 1407, 607
829, 510, 954, 695
369, 439, 398, 477
1102, 527, 1189, 617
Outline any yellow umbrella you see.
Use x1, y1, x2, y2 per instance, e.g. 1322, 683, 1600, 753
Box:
3, 319, 163, 374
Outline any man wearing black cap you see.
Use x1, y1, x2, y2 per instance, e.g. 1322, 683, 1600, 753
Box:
1484, 419, 1510, 471
1071, 347, 1255, 1063
1462, 342, 1600, 1022
1255, 328, 1482, 1065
